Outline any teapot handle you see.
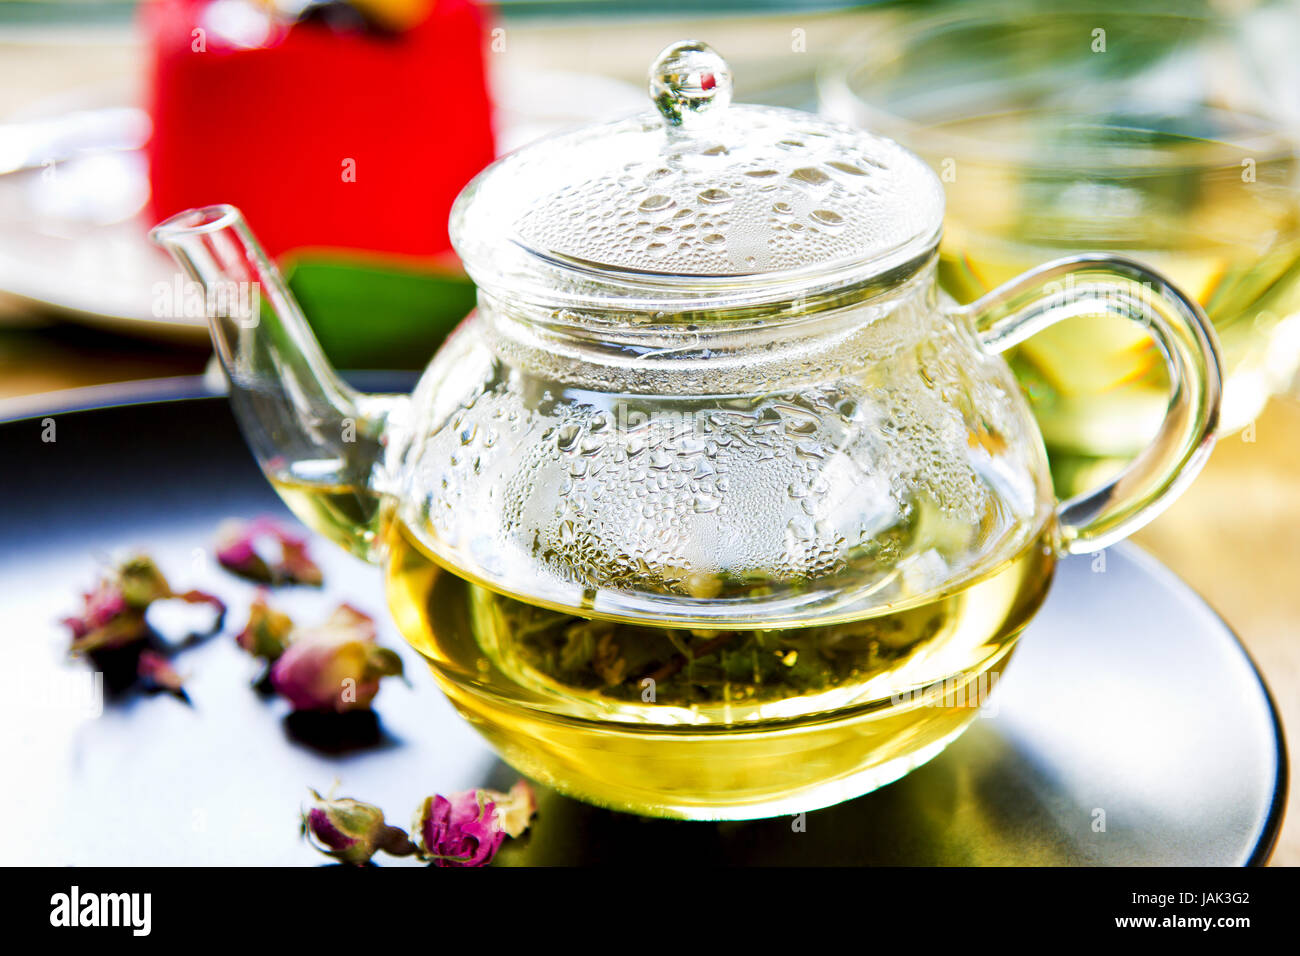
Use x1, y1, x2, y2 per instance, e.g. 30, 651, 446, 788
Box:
955, 254, 1222, 555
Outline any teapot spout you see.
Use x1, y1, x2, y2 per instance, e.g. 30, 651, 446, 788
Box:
151, 204, 402, 561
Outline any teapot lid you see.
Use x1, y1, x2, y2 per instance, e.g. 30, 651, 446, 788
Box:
450, 41, 944, 313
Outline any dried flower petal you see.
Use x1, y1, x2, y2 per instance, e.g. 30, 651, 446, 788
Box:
484, 779, 538, 839
215, 533, 272, 583
302, 789, 416, 866
235, 592, 295, 661
415, 790, 506, 867
278, 535, 324, 587
117, 556, 174, 607
270, 604, 404, 712
216, 518, 323, 587
172, 588, 228, 617
138, 650, 188, 701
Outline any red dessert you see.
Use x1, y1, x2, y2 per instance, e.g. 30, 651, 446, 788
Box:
143, 0, 495, 260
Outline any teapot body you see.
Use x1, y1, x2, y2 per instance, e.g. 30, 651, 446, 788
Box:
388, 257, 1056, 625
378, 257, 1060, 818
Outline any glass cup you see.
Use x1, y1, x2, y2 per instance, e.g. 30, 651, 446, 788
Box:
821, 0, 1300, 493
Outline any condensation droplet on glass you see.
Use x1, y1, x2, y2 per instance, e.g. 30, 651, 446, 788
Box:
826, 160, 869, 176
790, 167, 831, 187
638, 194, 675, 214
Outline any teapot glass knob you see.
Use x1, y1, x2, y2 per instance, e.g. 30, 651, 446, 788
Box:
649, 40, 733, 128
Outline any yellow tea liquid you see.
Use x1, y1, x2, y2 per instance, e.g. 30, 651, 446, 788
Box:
270, 471, 383, 561
928, 109, 1300, 493
383, 516, 1055, 819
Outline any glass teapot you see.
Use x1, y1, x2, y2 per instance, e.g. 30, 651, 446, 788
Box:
152, 42, 1220, 820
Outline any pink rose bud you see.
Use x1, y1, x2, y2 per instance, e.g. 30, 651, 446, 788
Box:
62, 556, 225, 654
415, 790, 507, 867
270, 605, 404, 712
216, 518, 323, 587
302, 789, 416, 866
62, 577, 143, 652
234, 592, 295, 661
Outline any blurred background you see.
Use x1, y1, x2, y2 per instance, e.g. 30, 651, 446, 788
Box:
1, 0, 1297, 863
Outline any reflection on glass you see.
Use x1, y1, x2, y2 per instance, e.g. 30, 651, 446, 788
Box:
823, 1, 1300, 492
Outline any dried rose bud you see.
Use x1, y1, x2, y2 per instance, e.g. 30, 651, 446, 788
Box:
277, 534, 323, 587
270, 605, 404, 712
235, 593, 295, 661
138, 650, 188, 701
216, 518, 323, 587
62, 577, 145, 653
483, 779, 538, 839
62, 556, 225, 654
117, 556, 174, 607
215, 522, 272, 583
415, 790, 506, 867
302, 789, 416, 866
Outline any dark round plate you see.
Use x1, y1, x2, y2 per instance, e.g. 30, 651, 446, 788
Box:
0, 379, 1286, 865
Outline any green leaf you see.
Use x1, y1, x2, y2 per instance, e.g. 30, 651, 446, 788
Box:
281, 253, 477, 370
